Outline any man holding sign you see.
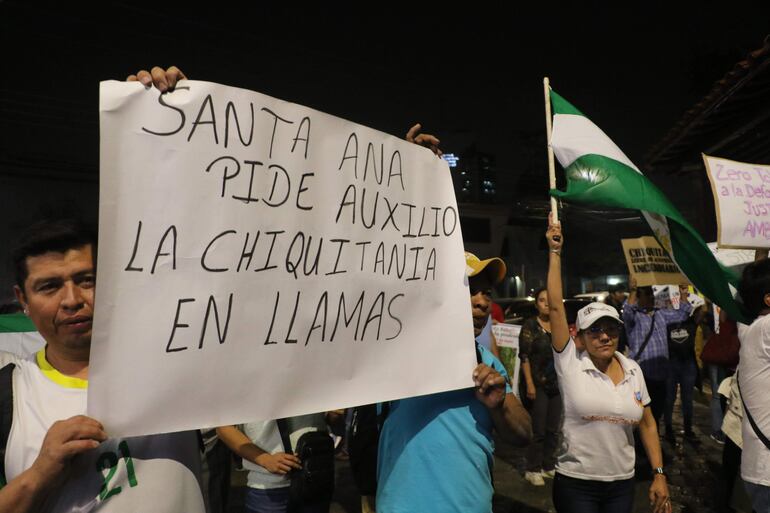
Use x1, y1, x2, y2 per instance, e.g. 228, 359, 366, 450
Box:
0, 218, 205, 513
94, 64, 479, 439
376, 251, 531, 513
0, 68, 207, 513
2, 62, 526, 513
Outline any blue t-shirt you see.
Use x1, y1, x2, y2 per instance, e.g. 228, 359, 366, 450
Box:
376, 344, 511, 513
476, 315, 493, 350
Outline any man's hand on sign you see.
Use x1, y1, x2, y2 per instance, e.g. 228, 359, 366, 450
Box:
405, 123, 443, 157
256, 452, 302, 475
127, 65, 187, 93
30, 415, 107, 488
472, 363, 506, 410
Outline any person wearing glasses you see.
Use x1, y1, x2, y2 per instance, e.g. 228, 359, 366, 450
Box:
545, 219, 670, 513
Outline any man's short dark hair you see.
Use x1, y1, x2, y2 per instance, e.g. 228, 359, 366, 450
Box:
608, 284, 626, 294
12, 219, 97, 290
739, 258, 770, 318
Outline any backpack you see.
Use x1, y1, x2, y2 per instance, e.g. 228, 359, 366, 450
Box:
701, 320, 740, 369
347, 403, 389, 496
0, 363, 15, 487
276, 419, 335, 506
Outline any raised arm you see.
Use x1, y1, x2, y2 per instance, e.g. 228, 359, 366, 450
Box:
621, 301, 637, 328
405, 123, 443, 157
627, 277, 638, 305
622, 278, 639, 328
546, 219, 569, 352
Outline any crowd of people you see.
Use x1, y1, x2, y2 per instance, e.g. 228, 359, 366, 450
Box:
0, 66, 768, 513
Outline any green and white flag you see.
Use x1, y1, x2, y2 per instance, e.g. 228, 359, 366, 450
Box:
548, 90, 749, 324
0, 313, 45, 357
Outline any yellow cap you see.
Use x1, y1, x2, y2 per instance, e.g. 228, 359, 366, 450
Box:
464, 251, 506, 285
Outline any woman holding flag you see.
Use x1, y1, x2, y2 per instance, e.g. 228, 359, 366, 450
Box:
545, 217, 670, 513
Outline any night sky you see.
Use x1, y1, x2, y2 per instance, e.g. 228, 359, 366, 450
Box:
2, 5, 767, 169
1, 2, 768, 292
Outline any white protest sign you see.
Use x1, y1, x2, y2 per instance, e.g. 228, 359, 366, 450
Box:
703, 154, 770, 249
670, 286, 681, 310
653, 285, 703, 311
688, 293, 705, 310
492, 323, 521, 397
652, 285, 678, 309
492, 323, 521, 349
707, 242, 754, 273
90, 80, 474, 438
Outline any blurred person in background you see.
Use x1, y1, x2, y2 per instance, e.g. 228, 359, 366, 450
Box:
520, 287, 561, 486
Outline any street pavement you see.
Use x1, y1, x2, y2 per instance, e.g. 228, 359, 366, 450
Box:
226, 386, 752, 513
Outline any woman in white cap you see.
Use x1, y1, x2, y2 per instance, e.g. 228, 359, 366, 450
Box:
546, 219, 670, 513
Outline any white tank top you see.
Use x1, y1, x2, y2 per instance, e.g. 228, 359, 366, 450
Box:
2, 350, 206, 513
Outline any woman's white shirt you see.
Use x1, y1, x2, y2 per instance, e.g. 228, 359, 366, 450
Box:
553, 338, 650, 481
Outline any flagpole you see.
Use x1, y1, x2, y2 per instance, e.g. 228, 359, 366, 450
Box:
543, 77, 558, 224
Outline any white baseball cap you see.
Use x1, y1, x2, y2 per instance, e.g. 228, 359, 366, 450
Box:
576, 302, 623, 331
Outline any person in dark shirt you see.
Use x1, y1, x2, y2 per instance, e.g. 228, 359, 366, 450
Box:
663, 287, 706, 443
520, 287, 562, 486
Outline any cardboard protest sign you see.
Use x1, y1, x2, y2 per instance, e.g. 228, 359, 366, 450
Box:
703, 154, 770, 249
492, 323, 520, 397
621, 236, 688, 287
90, 80, 474, 437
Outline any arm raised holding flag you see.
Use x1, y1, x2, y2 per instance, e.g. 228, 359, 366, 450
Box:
545, 217, 671, 513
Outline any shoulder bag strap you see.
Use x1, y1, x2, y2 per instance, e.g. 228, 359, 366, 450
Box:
275, 418, 293, 454
632, 312, 657, 361
0, 363, 16, 487
737, 372, 770, 451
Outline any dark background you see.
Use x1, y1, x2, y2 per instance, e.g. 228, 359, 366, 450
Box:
1, 2, 768, 298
